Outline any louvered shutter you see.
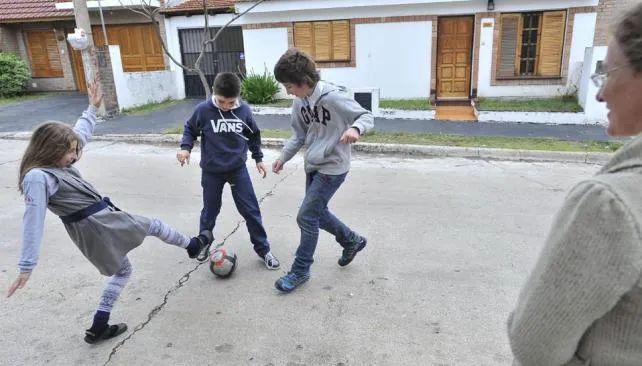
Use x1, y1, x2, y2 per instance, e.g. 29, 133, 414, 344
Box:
498, 14, 519, 77
294, 22, 314, 56
331, 20, 350, 61
537, 11, 566, 76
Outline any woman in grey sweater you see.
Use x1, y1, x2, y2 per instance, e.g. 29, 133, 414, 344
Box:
508, 3, 642, 365
6, 82, 213, 344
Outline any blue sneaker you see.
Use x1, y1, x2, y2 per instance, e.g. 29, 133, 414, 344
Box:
275, 272, 310, 293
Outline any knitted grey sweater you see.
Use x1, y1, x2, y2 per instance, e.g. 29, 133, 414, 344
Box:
508, 135, 642, 366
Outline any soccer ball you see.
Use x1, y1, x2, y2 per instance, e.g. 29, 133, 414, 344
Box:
209, 247, 237, 278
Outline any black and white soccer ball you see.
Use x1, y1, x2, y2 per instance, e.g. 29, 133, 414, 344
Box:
209, 247, 237, 278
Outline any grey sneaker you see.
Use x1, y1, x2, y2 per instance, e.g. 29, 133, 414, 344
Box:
338, 236, 367, 267
262, 252, 280, 270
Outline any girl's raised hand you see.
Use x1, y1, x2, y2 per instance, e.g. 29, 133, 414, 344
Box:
87, 77, 103, 108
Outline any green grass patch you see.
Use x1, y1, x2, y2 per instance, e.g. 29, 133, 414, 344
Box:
121, 98, 182, 116
0, 92, 55, 105
380, 99, 433, 110
163, 127, 622, 153
164, 126, 185, 134
252, 99, 293, 108
476, 96, 582, 113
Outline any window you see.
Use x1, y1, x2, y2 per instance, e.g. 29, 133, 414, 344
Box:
497, 11, 567, 78
293, 20, 350, 62
25, 30, 63, 78
93, 24, 165, 72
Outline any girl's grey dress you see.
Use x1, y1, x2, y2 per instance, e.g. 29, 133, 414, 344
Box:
17, 106, 152, 277
39, 166, 151, 276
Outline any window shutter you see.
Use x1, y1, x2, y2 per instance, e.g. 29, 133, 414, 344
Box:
537, 10, 566, 76
332, 20, 350, 61
498, 14, 520, 77
26, 31, 63, 78
313, 22, 331, 61
45, 36, 63, 75
294, 22, 314, 57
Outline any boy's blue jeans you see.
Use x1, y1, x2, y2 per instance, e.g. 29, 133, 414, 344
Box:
200, 165, 270, 257
291, 171, 357, 275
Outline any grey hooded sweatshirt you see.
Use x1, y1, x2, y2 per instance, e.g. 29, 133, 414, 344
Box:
278, 81, 374, 175
508, 134, 642, 366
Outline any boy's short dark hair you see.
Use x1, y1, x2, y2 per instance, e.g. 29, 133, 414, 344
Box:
212, 72, 241, 98
274, 48, 321, 87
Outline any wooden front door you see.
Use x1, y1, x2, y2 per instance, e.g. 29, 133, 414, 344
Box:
69, 46, 87, 93
437, 16, 474, 98
66, 28, 87, 93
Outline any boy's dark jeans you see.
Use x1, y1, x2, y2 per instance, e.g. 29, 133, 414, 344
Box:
199, 165, 270, 257
291, 171, 357, 275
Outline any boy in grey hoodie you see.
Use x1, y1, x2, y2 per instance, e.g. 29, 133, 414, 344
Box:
271, 48, 374, 293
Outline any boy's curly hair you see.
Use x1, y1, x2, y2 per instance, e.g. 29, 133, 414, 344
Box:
273, 48, 320, 87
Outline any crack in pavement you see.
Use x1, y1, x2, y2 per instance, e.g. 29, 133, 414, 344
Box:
486, 160, 565, 191
0, 159, 20, 166
102, 163, 300, 366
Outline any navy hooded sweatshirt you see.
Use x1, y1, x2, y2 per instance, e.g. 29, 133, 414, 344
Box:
180, 99, 264, 173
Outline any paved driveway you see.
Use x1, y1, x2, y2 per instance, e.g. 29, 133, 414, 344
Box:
0, 92, 88, 132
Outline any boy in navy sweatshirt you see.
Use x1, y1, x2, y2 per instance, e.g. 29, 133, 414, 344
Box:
271, 49, 374, 292
177, 72, 280, 270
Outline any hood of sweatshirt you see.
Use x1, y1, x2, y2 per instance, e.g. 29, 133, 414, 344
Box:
597, 135, 642, 175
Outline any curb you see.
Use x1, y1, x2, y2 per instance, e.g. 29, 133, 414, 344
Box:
0, 132, 613, 164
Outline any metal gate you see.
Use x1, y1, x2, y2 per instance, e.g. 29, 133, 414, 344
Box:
179, 27, 246, 98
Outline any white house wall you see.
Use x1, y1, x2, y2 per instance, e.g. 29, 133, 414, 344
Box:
579, 46, 608, 124
243, 22, 432, 99
243, 27, 289, 84
166, 0, 598, 100
567, 12, 597, 89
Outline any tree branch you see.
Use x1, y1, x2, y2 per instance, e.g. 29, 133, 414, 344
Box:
118, 0, 270, 99
194, 0, 211, 98
205, 0, 268, 46
117, 0, 150, 19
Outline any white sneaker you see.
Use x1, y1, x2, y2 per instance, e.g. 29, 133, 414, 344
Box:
263, 252, 280, 270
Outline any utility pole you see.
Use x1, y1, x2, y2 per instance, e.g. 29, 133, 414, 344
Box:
71, 0, 106, 115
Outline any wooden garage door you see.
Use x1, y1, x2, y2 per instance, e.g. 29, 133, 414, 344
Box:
93, 24, 165, 72
25, 30, 64, 78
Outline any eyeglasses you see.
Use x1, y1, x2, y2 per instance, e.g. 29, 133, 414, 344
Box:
590, 65, 625, 88
590, 73, 606, 88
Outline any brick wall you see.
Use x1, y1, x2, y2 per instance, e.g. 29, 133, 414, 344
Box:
0, 25, 20, 54
594, 0, 638, 46
95, 45, 119, 114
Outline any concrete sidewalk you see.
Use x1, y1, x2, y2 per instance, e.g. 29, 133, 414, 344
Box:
0, 140, 600, 365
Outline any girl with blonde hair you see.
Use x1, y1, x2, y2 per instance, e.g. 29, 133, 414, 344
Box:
7, 81, 213, 344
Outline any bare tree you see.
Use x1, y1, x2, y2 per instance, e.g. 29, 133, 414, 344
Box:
118, 0, 268, 99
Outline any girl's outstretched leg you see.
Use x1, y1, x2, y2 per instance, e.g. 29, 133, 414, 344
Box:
85, 257, 131, 344
147, 218, 213, 260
